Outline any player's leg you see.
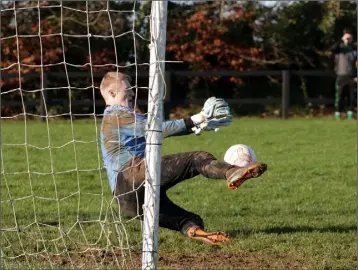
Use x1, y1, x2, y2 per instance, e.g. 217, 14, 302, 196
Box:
346, 77, 355, 119
114, 152, 268, 195
158, 152, 266, 244
114, 158, 231, 245
159, 192, 231, 245
160, 151, 267, 190
335, 76, 345, 119
113, 158, 145, 219
114, 153, 267, 244
160, 152, 234, 244
112, 154, 230, 215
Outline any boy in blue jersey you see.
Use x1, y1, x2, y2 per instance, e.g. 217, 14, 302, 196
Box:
100, 72, 267, 245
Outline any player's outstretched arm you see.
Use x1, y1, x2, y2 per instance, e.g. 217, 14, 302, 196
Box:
161, 118, 195, 138
162, 97, 233, 138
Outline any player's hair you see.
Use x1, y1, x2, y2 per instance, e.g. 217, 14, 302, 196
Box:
100, 72, 132, 101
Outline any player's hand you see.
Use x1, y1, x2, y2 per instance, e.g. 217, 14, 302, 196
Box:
204, 114, 233, 130
192, 114, 233, 134
190, 97, 231, 126
201, 97, 231, 120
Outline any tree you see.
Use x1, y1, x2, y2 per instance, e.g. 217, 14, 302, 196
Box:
1, 1, 151, 115
167, 2, 264, 74
165, 1, 271, 99
1, 1, 63, 88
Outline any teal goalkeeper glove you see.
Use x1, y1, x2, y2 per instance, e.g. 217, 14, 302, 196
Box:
201, 97, 230, 120
190, 97, 231, 125
203, 114, 233, 130
191, 97, 232, 135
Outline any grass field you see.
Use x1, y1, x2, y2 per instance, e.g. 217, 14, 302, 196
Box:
1, 117, 356, 269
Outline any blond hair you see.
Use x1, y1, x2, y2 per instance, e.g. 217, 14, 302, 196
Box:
100, 72, 131, 101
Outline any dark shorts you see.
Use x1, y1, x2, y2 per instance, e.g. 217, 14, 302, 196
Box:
113, 151, 233, 233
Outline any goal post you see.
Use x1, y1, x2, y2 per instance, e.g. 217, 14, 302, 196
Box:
142, 1, 168, 269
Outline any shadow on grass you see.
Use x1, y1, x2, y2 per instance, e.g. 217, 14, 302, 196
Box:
227, 225, 356, 237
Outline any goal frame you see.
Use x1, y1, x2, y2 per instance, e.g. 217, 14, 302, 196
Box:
142, 1, 168, 270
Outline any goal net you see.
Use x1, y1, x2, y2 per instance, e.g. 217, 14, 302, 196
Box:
1, 1, 166, 269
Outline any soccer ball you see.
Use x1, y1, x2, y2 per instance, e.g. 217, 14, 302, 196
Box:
224, 144, 257, 167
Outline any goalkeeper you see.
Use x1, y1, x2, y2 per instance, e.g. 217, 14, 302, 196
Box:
99, 72, 267, 245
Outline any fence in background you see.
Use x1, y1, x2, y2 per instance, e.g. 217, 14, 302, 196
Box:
1, 70, 338, 119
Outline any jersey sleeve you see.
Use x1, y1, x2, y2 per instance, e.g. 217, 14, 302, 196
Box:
163, 119, 194, 138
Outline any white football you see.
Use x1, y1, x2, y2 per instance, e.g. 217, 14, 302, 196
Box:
224, 144, 257, 167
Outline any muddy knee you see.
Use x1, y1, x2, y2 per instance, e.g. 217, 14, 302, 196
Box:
193, 151, 216, 160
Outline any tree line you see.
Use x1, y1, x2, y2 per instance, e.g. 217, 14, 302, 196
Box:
1, 1, 357, 115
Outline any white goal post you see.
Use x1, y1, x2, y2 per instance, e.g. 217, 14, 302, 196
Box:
142, 1, 168, 270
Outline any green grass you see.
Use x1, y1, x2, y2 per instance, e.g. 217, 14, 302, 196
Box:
1, 118, 356, 269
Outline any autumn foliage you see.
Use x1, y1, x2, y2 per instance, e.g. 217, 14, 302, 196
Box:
166, 3, 263, 83
0, 1, 356, 116
1, 2, 63, 88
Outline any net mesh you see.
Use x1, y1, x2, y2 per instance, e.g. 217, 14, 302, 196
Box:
1, 1, 153, 269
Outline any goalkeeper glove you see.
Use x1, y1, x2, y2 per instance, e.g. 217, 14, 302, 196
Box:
190, 97, 232, 135
192, 114, 233, 134
190, 97, 231, 125
201, 97, 230, 120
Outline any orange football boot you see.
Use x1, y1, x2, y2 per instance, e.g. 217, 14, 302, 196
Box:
227, 163, 267, 190
185, 226, 232, 245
